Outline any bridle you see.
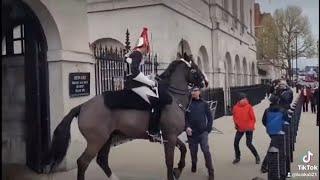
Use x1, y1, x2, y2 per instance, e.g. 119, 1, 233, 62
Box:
162, 58, 204, 112
168, 85, 193, 113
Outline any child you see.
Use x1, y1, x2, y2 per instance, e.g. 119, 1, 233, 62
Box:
232, 93, 260, 164
260, 94, 288, 173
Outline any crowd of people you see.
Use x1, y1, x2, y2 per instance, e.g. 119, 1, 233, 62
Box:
183, 77, 319, 179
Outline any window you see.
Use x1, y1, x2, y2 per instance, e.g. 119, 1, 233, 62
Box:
240, 0, 244, 27
250, 10, 253, 33
2, 24, 25, 56
222, 0, 229, 22
13, 25, 24, 54
232, 0, 238, 29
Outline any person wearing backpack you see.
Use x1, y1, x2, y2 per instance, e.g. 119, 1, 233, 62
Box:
260, 94, 288, 173
232, 93, 260, 164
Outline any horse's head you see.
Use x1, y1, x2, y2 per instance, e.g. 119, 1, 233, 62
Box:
159, 52, 208, 88
180, 53, 208, 88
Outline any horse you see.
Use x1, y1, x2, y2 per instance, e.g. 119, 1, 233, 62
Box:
45, 53, 208, 180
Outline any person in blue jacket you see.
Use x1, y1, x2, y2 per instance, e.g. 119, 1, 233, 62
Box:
260, 94, 288, 173
185, 86, 214, 180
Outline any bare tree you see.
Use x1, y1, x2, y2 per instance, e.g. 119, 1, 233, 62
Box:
273, 6, 315, 75
256, 14, 282, 68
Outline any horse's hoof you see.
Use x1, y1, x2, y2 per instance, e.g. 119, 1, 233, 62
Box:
109, 174, 120, 180
173, 168, 181, 179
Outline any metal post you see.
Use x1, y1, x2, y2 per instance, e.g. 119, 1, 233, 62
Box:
295, 32, 298, 81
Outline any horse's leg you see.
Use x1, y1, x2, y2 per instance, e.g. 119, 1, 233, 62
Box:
164, 135, 177, 180
77, 147, 96, 180
96, 139, 119, 180
173, 138, 187, 179
77, 140, 107, 180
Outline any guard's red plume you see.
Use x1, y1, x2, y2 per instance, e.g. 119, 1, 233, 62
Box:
134, 27, 150, 53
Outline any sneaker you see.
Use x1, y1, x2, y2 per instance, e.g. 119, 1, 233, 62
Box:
191, 164, 197, 173
208, 175, 214, 180
232, 158, 240, 164
208, 169, 214, 180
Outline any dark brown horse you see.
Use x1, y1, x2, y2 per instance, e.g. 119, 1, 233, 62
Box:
46, 54, 208, 180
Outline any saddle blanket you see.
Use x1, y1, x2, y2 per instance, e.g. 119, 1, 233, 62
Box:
103, 90, 152, 110
103, 83, 173, 110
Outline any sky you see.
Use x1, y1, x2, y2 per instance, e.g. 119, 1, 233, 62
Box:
255, 0, 319, 40
293, 57, 319, 69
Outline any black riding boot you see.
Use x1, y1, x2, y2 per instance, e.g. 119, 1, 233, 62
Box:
148, 106, 162, 142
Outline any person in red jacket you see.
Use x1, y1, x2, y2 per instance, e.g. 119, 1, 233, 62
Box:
232, 93, 260, 164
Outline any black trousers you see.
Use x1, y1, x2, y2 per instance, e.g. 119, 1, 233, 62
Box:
188, 132, 214, 172
234, 131, 259, 159
303, 96, 309, 112
311, 103, 316, 113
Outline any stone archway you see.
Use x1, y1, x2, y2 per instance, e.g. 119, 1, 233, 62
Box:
224, 52, 232, 114
92, 37, 125, 50
226, 52, 233, 87
2, 0, 59, 173
251, 62, 256, 84
235, 55, 241, 86
197, 46, 209, 80
243, 57, 248, 85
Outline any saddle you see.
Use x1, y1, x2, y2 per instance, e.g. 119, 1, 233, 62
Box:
102, 83, 172, 110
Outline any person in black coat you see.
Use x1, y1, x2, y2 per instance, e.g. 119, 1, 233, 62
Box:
185, 86, 214, 180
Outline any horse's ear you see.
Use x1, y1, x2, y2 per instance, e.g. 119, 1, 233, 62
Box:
189, 54, 194, 62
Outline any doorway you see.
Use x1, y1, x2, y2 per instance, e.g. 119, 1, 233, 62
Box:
2, 0, 50, 173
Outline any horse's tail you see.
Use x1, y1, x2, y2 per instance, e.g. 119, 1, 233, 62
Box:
45, 105, 82, 171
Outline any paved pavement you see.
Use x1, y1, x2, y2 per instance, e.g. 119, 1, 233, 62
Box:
3, 93, 319, 180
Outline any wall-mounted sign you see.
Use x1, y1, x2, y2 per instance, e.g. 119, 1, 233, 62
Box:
69, 72, 90, 97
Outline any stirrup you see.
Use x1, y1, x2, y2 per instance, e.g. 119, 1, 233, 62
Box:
146, 131, 167, 144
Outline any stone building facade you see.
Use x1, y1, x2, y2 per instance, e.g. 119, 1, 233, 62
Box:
2, 0, 259, 172
254, 2, 282, 82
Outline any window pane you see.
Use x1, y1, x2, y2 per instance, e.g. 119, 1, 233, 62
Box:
23, 40, 25, 53
21, 24, 24, 38
13, 25, 21, 39
2, 37, 6, 55
13, 40, 22, 54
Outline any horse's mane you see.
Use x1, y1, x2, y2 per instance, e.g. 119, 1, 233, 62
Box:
159, 52, 193, 81
159, 60, 185, 81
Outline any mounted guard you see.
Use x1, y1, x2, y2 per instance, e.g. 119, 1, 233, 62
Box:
124, 27, 163, 141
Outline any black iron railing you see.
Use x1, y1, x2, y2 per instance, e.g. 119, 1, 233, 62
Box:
201, 88, 225, 119
230, 84, 267, 107
93, 45, 158, 94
